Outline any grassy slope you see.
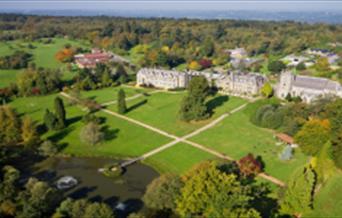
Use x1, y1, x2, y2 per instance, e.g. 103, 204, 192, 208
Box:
108, 92, 247, 137
305, 172, 342, 217
190, 108, 308, 182
144, 142, 217, 174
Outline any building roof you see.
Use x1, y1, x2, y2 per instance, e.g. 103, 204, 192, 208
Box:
293, 74, 341, 91
276, 133, 294, 144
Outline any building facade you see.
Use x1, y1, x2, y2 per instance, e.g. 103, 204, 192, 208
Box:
137, 68, 267, 97
277, 71, 342, 103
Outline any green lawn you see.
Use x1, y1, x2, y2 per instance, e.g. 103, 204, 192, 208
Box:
0, 69, 22, 88
9, 93, 59, 121
144, 142, 217, 174
0, 38, 89, 69
305, 173, 342, 217
48, 106, 171, 158
81, 86, 146, 104
190, 108, 308, 182
108, 92, 247, 136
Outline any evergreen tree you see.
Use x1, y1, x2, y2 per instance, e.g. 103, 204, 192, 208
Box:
43, 109, 58, 131
54, 97, 66, 128
117, 89, 127, 114
101, 69, 112, 87
80, 122, 104, 146
179, 76, 210, 122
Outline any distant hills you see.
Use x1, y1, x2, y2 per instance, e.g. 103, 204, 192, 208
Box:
1, 9, 342, 24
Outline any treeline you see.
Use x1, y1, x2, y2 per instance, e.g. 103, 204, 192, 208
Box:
0, 51, 31, 69
1, 14, 341, 61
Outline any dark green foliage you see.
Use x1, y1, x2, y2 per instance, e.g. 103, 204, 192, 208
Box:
251, 104, 284, 129
43, 109, 58, 131
0, 51, 31, 69
54, 97, 66, 129
82, 113, 102, 124
268, 60, 286, 74
179, 76, 210, 122
143, 174, 183, 211
53, 198, 114, 218
117, 89, 127, 114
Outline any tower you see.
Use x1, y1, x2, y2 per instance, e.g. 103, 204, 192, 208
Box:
277, 71, 294, 99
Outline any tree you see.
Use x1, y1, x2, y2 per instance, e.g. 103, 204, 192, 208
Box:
80, 122, 104, 146
21, 116, 40, 148
43, 109, 58, 131
296, 62, 306, 71
315, 57, 330, 72
294, 118, 331, 156
268, 60, 286, 74
39, 140, 58, 156
0, 106, 21, 146
83, 202, 114, 218
179, 76, 210, 122
16, 178, 61, 218
280, 167, 316, 216
117, 89, 127, 114
54, 97, 66, 129
143, 174, 183, 211
238, 153, 262, 177
261, 82, 273, 98
176, 161, 260, 218
101, 69, 112, 87
188, 60, 202, 71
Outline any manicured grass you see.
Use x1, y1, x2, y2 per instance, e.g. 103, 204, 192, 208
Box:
108, 92, 247, 136
190, 108, 308, 182
9, 93, 59, 121
144, 142, 217, 174
48, 106, 171, 158
81, 86, 145, 104
0, 69, 22, 88
305, 173, 342, 217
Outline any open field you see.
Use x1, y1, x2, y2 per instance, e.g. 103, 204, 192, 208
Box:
108, 92, 247, 136
0, 69, 22, 88
0, 38, 89, 69
144, 142, 217, 174
190, 107, 309, 182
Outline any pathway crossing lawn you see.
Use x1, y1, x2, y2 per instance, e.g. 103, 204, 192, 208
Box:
108, 92, 247, 136
0, 69, 22, 88
305, 173, 342, 217
190, 109, 308, 182
81, 86, 145, 104
144, 143, 217, 174
9, 94, 58, 121
52, 108, 171, 158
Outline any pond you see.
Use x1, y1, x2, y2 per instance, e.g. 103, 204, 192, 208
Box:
16, 156, 159, 215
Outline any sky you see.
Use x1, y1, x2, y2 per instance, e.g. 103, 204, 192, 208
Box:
1, 0, 342, 12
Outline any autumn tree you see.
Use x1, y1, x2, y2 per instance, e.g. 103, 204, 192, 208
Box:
0, 165, 20, 217
0, 106, 21, 146
143, 174, 183, 211
179, 76, 210, 122
280, 167, 316, 216
21, 116, 40, 148
294, 118, 331, 156
117, 89, 127, 114
80, 122, 104, 146
238, 153, 263, 177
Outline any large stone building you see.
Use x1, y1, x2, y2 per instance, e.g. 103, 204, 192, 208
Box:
277, 71, 342, 103
136, 68, 267, 97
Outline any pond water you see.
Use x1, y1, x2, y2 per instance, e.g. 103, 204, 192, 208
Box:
16, 156, 159, 215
